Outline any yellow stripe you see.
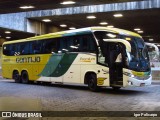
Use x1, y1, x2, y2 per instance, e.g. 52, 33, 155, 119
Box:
132, 71, 144, 77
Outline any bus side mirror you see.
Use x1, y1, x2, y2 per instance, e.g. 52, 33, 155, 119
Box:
125, 57, 129, 66
125, 51, 132, 66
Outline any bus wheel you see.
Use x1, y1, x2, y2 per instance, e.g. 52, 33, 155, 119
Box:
88, 74, 99, 92
13, 71, 21, 83
112, 87, 121, 91
21, 71, 29, 84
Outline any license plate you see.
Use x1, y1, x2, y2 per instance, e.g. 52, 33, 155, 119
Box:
140, 83, 145, 86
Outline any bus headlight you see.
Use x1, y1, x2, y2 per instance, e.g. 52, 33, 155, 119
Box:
129, 74, 135, 78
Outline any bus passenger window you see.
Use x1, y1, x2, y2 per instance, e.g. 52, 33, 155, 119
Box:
59, 38, 69, 53
81, 34, 96, 53
19, 42, 30, 55
3, 45, 10, 56
32, 45, 39, 54
43, 39, 58, 54
70, 37, 80, 52
3, 44, 18, 56
10, 45, 16, 56
59, 34, 96, 53
29, 41, 43, 54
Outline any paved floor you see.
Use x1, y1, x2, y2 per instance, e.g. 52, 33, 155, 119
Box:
0, 78, 160, 120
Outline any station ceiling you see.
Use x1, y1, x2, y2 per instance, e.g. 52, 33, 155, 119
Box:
0, 0, 141, 14
0, 27, 35, 40
31, 9, 160, 43
0, 0, 160, 44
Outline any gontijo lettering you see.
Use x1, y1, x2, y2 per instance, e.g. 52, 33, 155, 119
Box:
16, 56, 41, 63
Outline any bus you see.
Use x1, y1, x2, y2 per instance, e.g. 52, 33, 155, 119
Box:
146, 42, 159, 63
2, 27, 152, 91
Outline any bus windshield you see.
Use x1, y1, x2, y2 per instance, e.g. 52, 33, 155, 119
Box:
94, 31, 150, 72
128, 37, 150, 72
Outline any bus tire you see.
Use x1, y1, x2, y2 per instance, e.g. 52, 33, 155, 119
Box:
87, 73, 99, 92
13, 71, 21, 83
21, 71, 29, 84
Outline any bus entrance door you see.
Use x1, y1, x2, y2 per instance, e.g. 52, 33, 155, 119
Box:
108, 43, 123, 87
103, 39, 131, 87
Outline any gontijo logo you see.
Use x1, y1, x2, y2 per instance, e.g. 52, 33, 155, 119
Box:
16, 56, 41, 63
80, 57, 96, 62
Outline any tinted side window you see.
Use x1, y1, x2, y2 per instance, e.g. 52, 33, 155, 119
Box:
43, 38, 59, 54
3, 34, 96, 56
59, 37, 70, 52
3, 45, 10, 56
80, 34, 96, 52
70, 36, 80, 52
30, 41, 43, 54
3, 44, 19, 56
59, 34, 96, 53
18, 42, 30, 55
10, 44, 17, 55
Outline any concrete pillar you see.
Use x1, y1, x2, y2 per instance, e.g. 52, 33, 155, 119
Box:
0, 38, 6, 46
27, 19, 62, 35
27, 19, 47, 35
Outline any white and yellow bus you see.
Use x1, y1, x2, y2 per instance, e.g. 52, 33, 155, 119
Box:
2, 27, 152, 91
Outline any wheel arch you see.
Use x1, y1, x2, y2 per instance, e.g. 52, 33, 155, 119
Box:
21, 69, 30, 78
21, 69, 30, 84
84, 71, 97, 84
21, 69, 28, 74
12, 69, 20, 79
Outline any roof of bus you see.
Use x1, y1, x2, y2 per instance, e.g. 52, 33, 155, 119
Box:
3, 26, 141, 45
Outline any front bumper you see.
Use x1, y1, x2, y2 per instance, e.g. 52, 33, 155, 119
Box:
127, 75, 152, 87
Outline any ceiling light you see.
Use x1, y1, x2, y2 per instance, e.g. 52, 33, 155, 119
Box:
42, 19, 51, 22
19, 6, 35, 9
69, 27, 76, 30
113, 14, 123, 17
86, 15, 96, 19
60, 24, 67, 27
149, 38, 154, 41
137, 31, 144, 33
157, 44, 160, 47
60, 1, 76, 5
100, 22, 108, 25
107, 25, 114, 28
134, 28, 141, 31
5, 31, 11, 34
6, 37, 11, 39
